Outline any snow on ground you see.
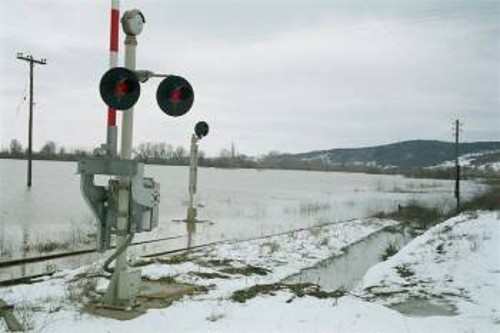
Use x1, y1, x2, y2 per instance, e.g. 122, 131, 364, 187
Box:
128, 218, 400, 301
428, 150, 500, 171
0, 213, 499, 332
356, 211, 500, 328
478, 161, 500, 172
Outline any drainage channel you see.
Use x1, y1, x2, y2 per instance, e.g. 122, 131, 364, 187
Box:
283, 227, 459, 317
283, 227, 412, 291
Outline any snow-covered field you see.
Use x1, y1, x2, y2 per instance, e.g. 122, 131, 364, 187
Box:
0, 211, 498, 332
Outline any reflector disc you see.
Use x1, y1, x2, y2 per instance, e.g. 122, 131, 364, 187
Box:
195, 121, 209, 139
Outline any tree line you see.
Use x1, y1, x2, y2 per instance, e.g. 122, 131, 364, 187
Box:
0, 139, 338, 170
1, 138, 495, 179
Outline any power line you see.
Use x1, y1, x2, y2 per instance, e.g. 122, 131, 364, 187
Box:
15, 80, 28, 115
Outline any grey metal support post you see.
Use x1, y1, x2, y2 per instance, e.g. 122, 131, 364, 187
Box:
121, 34, 137, 159
107, 126, 118, 157
187, 134, 199, 223
103, 9, 144, 309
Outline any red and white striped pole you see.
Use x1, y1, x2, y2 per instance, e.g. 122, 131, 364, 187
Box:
106, 0, 120, 156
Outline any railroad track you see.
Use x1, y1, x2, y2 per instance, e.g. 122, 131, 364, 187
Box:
0, 235, 185, 269
0, 235, 187, 286
0, 219, 353, 286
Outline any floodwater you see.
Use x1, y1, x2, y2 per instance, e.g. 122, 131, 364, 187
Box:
283, 227, 412, 290
0, 159, 485, 282
389, 298, 457, 317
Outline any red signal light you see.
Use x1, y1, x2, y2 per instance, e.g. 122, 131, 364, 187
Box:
169, 88, 183, 103
114, 79, 131, 98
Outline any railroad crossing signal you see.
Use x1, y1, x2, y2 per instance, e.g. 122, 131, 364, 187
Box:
156, 75, 194, 117
99, 68, 194, 117
88, 5, 201, 311
99, 67, 140, 110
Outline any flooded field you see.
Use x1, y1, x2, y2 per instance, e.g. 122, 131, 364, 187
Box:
0, 159, 485, 282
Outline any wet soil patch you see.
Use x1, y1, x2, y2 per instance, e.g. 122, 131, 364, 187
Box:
83, 279, 207, 320
189, 271, 231, 279
155, 254, 191, 265
219, 265, 270, 276
231, 282, 346, 303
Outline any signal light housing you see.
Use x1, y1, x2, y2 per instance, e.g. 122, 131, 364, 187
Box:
156, 75, 194, 117
194, 121, 209, 139
99, 67, 140, 110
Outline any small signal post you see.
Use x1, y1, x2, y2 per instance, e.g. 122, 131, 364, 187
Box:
187, 121, 209, 225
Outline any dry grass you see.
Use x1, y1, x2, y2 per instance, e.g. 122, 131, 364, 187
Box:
67, 277, 98, 303
460, 180, 500, 211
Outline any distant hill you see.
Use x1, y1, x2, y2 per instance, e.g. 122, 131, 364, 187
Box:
295, 140, 500, 168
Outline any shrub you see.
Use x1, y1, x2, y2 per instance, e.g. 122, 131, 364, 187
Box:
460, 181, 500, 211
374, 201, 448, 230
395, 264, 415, 278
380, 242, 399, 261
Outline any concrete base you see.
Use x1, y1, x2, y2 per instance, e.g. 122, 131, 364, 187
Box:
84, 279, 200, 320
103, 268, 141, 310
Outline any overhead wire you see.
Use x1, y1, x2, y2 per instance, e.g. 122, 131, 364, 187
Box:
15, 79, 29, 115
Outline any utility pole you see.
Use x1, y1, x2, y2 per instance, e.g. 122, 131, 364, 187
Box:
16, 53, 47, 188
454, 119, 461, 213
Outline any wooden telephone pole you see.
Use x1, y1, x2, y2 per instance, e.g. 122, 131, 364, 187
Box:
454, 119, 461, 213
16, 53, 47, 188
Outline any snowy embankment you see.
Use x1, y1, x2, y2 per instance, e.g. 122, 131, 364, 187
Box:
0, 212, 499, 332
355, 211, 500, 330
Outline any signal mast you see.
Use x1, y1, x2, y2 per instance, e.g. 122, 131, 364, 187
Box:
78, 7, 196, 309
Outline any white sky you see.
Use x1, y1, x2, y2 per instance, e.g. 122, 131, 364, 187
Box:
0, 0, 499, 156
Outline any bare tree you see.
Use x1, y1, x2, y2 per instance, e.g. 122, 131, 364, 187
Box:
39, 141, 57, 156
9, 139, 24, 156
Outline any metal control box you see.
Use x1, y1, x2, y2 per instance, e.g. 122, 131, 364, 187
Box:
77, 158, 160, 252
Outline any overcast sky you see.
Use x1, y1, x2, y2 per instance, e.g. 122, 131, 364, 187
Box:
1, 0, 499, 156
